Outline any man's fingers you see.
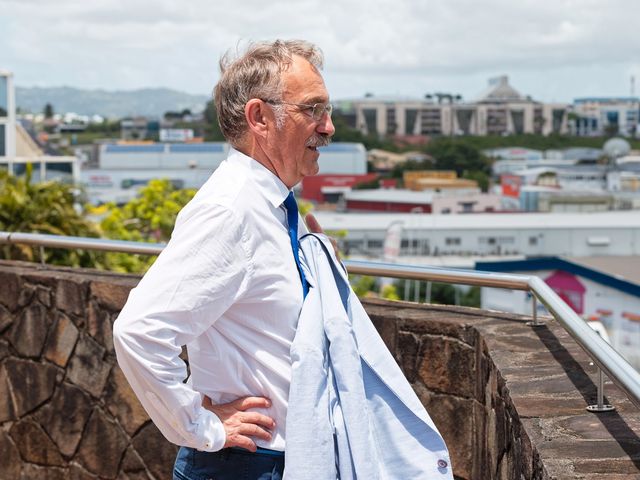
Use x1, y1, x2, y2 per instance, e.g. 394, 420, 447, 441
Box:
239, 423, 272, 441
227, 434, 257, 452
239, 412, 276, 429
234, 396, 272, 410
305, 213, 324, 234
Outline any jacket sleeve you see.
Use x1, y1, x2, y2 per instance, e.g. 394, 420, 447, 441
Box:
113, 202, 253, 452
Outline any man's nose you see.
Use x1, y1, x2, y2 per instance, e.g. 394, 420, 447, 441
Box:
317, 113, 335, 137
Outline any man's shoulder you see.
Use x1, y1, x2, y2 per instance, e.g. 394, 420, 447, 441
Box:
195, 159, 249, 209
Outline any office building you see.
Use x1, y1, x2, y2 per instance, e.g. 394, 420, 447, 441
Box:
338, 76, 569, 138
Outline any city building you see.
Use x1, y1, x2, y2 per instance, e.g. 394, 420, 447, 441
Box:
571, 97, 640, 137
337, 76, 569, 138
301, 173, 379, 203
0, 70, 16, 160
0, 70, 78, 183
312, 210, 640, 259
82, 141, 367, 205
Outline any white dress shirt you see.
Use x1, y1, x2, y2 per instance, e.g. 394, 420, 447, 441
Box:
113, 148, 306, 453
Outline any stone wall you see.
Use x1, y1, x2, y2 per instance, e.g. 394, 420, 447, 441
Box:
0, 260, 639, 479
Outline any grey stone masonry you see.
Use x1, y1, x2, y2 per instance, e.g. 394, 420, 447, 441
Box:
0, 259, 639, 479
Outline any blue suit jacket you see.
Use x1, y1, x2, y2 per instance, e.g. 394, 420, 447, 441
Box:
284, 234, 452, 479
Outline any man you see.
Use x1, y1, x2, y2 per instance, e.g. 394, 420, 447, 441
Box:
114, 40, 335, 479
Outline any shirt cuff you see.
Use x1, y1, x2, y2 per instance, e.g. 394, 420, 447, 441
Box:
195, 408, 226, 452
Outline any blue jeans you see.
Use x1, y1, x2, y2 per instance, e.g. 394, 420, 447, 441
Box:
173, 446, 285, 480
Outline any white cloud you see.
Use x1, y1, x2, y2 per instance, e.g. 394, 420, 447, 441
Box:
2, 0, 640, 101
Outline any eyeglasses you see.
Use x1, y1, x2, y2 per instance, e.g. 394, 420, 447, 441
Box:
264, 100, 333, 121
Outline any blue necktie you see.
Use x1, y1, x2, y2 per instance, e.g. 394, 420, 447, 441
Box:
283, 192, 309, 298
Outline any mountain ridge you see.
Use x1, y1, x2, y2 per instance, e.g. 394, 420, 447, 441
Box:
16, 86, 210, 118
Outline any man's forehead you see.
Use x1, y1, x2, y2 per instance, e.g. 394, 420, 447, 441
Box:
282, 57, 329, 101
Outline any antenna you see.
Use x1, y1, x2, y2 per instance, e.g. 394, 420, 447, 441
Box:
632, 76, 636, 97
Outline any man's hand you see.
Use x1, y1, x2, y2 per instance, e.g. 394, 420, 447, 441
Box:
202, 395, 275, 452
305, 213, 340, 260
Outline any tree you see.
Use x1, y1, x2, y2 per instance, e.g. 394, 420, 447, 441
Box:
424, 138, 491, 176
394, 280, 480, 307
0, 166, 103, 267
462, 170, 490, 192
203, 100, 225, 141
100, 179, 197, 273
44, 103, 54, 119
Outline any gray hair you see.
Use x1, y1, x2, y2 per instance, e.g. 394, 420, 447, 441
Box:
214, 39, 324, 146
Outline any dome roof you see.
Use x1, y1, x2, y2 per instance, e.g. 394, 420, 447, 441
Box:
476, 75, 528, 103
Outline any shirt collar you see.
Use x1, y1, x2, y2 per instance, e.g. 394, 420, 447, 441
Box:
227, 148, 291, 209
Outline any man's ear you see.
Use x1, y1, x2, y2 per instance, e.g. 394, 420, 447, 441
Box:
245, 99, 269, 138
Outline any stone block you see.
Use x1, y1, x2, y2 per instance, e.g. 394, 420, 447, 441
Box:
37, 285, 53, 307
44, 313, 79, 367
55, 278, 87, 316
416, 386, 475, 479
68, 463, 99, 480
18, 284, 36, 307
19, 464, 67, 480
76, 408, 129, 479
121, 446, 152, 480
8, 303, 50, 358
397, 331, 420, 383
0, 363, 17, 422
369, 312, 397, 355
418, 334, 476, 399
10, 419, 65, 466
90, 280, 134, 311
105, 367, 149, 436
0, 429, 22, 480
132, 422, 178, 480
88, 300, 114, 352
0, 339, 9, 361
39, 382, 93, 457
0, 304, 13, 333
0, 271, 21, 311
67, 335, 111, 398
5, 357, 58, 417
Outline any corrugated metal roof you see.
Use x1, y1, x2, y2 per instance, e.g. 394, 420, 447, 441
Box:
313, 211, 640, 231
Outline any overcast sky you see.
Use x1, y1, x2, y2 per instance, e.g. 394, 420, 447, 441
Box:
2, 0, 640, 103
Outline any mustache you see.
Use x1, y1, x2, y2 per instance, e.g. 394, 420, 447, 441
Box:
305, 134, 332, 148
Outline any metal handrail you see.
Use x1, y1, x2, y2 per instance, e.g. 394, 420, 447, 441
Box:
1, 230, 639, 411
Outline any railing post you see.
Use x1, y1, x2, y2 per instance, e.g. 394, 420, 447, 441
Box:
587, 367, 615, 412
526, 293, 545, 327
39, 246, 46, 267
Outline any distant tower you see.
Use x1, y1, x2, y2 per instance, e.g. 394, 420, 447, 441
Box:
0, 70, 16, 160
632, 75, 636, 97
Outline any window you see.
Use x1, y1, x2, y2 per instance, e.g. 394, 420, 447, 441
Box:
459, 202, 476, 213
445, 237, 461, 246
0, 124, 5, 156
480, 236, 514, 245
529, 236, 538, 246
0, 76, 7, 117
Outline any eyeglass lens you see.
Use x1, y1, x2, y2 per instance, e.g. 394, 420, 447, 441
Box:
313, 103, 333, 120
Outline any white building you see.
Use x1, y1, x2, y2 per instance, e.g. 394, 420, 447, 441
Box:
571, 97, 640, 137
0, 70, 79, 183
0, 70, 16, 160
340, 76, 569, 137
313, 211, 640, 258
83, 142, 367, 205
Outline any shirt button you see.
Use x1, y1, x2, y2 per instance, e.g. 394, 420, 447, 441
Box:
437, 459, 448, 469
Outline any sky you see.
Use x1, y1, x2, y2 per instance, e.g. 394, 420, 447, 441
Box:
2, 0, 640, 103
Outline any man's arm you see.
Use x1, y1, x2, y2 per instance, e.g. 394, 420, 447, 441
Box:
113, 203, 273, 452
